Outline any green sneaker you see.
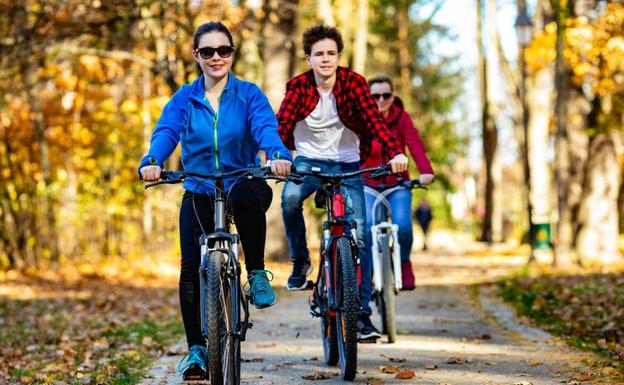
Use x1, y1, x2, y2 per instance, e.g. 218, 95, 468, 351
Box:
176, 345, 208, 380
246, 270, 277, 309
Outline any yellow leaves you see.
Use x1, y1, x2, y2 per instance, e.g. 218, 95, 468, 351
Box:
84, 158, 97, 172
56, 74, 78, 90
527, 4, 624, 96
121, 99, 138, 113
525, 23, 557, 74
79, 55, 106, 81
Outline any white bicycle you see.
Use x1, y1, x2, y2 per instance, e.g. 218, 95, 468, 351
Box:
365, 178, 422, 343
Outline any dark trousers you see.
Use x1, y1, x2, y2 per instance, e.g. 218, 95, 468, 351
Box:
178, 179, 272, 347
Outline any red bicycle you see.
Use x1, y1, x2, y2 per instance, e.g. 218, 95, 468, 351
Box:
288, 165, 390, 381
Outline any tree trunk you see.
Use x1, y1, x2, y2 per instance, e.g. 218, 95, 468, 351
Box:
527, 67, 554, 238
261, 0, 298, 261
352, 0, 368, 75
397, 2, 412, 109
335, 0, 354, 67
318, 0, 334, 25
25, 61, 60, 264
576, 131, 623, 264
477, 0, 497, 243
261, 0, 297, 109
553, 0, 574, 267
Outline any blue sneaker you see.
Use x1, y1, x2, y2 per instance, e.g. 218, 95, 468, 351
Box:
246, 270, 277, 309
176, 345, 208, 380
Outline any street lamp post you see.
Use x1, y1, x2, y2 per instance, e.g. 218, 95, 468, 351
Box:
515, 5, 535, 258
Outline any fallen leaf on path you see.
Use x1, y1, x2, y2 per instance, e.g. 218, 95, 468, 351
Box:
480, 333, 492, 339
256, 342, 276, 348
302, 357, 318, 361
602, 367, 618, 376
366, 378, 384, 385
577, 374, 593, 381
380, 365, 400, 374
530, 359, 542, 366
380, 354, 406, 362
446, 356, 465, 364
262, 364, 278, 371
241, 357, 264, 362
425, 363, 438, 370
513, 382, 534, 385
302, 371, 337, 380
394, 369, 416, 379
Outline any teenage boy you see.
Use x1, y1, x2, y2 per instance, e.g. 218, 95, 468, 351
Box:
277, 24, 408, 341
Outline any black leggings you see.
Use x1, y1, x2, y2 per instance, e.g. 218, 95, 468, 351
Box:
178, 179, 272, 347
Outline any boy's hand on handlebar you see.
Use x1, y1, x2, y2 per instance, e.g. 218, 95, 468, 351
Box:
140, 165, 161, 181
389, 154, 408, 173
271, 160, 292, 177
419, 173, 435, 185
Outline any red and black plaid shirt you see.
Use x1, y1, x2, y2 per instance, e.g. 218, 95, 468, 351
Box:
277, 66, 401, 162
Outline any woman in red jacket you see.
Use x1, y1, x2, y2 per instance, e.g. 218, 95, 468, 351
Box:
362, 75, 435, 290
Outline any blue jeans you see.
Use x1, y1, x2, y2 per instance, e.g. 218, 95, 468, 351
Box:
364, 187, 413, 263
281, 156, 373, 316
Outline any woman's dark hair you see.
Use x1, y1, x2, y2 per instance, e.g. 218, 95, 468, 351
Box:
193, 21, 234, 49
193, 22, 234, 75
368, 75, 393, 91
302, 25, 344, 55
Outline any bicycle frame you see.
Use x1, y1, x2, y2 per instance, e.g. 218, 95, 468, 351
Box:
198, 177, 251, 344
319, 182, 359, 317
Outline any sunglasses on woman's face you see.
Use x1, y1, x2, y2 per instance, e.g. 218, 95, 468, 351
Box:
196, 45, 235, 59
371, 92, 392, 100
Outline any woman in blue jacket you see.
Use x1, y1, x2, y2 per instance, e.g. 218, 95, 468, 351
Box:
139, 21, 292, 380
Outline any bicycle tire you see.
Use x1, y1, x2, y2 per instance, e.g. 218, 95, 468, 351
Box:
334, 237, 358, 381
205, 251, 230, 385
228, 285, 242, 385
319, 258, 338, 365
379, 237, 397, 343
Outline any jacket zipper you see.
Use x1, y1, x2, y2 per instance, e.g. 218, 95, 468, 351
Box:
213, 112, 219, 170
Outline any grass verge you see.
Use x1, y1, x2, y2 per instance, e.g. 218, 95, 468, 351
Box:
499, 268, 624, 376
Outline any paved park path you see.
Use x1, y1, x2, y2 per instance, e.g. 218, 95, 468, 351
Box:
140, 232, 618, 385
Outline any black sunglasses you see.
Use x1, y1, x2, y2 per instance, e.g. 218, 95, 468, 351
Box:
371, 92, 393, 100
196, 45, 235, 59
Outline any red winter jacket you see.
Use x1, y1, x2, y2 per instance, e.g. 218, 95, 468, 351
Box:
362, 102, 434, 187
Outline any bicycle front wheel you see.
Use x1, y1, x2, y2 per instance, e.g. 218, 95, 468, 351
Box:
334, 237, 358, 381
379, 236, 397, 343
204, 251, 235, 385
319, 258, 338, 365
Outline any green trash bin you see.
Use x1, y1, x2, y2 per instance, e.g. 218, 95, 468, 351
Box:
532, 223, 551, 249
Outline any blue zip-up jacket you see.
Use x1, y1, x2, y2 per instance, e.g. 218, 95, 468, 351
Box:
139, 73, 292, 193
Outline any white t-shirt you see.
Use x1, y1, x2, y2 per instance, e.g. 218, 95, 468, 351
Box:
293, 89, 360, 162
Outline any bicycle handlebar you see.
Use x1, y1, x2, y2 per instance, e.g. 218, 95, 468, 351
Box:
144, 166, 286, 189
288, 164, 393, 185
373, 178, 426, 191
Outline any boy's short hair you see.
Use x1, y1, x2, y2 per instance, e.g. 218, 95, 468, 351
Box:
302, 25, 344, 55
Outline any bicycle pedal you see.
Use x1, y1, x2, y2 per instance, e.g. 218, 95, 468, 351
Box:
304, 280, 314, 290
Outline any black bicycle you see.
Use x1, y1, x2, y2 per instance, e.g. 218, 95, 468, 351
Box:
146, 166, 282, 385
289, 165, 391, 381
